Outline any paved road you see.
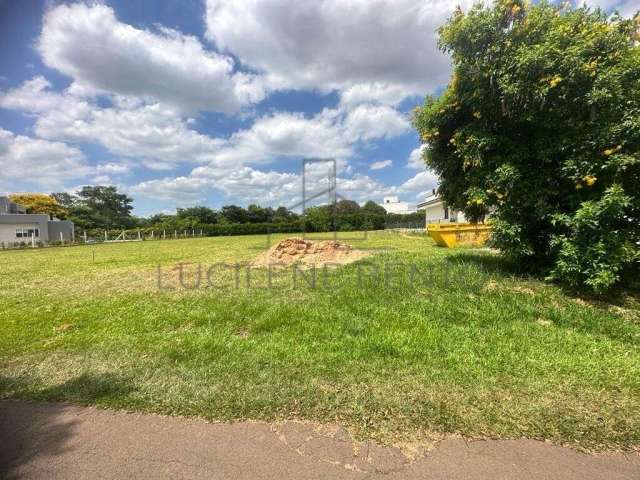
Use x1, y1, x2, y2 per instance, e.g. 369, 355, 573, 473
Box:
1, 401, 638, 479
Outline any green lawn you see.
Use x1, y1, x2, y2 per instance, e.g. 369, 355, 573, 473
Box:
1, 231, 638, 450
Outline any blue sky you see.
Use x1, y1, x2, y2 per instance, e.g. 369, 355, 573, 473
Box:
0, 0, 635, 216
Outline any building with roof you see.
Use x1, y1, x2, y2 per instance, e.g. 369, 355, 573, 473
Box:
380, 196, 416, 215
0, 196, 74, 246
417, 189, 467, 224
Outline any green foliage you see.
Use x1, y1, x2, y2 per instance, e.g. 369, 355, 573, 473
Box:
413, 0, 640, 292
52, 186, 135, 230
177, 206, 219, 225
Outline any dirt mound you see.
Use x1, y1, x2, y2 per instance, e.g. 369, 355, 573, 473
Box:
252, 237, 370, 267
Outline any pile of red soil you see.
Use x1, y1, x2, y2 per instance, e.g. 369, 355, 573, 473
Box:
252, 238, 369, 267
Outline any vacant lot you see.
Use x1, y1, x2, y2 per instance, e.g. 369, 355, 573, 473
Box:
1, 232, 638, 450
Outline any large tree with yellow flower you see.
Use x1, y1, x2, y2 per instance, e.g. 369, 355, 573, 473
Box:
413, 0, 640, 293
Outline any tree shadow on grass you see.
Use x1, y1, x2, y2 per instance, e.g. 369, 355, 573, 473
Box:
444, 250, 640, 346
444, 250, 533, 280
0, 372, 135, 478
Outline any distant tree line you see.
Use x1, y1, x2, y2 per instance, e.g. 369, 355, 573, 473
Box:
10, 186, 424, 234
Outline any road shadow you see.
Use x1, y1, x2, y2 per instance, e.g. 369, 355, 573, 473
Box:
0, 372, 134, 478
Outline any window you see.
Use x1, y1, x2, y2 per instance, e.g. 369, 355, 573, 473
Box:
15, 228, 39, 238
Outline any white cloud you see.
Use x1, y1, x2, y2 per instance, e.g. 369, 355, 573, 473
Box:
38, 3, 266, 114
407, 144, 427, 169
583, 0, 639, 17
35, 101, 226, 170
0, 128, 91, 189
0, 76, 76, 113
2, 76, 410, 175
127, 175, 213, 204
340, 82, 413, 108
343, 104, 410, 141
205, 0, 475, 102
370, 160, 393, 170
206, 111, 353, 167
397, 170, 439, 199
0, 79, 227, 170
96, 162, 131, 175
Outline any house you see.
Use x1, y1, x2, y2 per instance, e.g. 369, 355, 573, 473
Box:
380, 196, 416, 214
417, 189, 467, 224
0, 196, 74, 246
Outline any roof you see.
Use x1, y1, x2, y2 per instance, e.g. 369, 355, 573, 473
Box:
417, 194, 443, 209
0, 213, 50, 224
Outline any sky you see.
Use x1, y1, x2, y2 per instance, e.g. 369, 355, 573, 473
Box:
0, 0, 636, 216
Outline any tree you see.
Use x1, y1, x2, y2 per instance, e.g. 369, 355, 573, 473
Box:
362, 200, 388, 230
221, 205, 248, 224
74, 186, 135, 229
246, 204, 273, 223
8, 193, 67, 219
176, 206, 218, 225
51, 192, 78, 212
362, 201, 387, 216
303, 206, 333, 232
413, 1, 640, 293
272, 206, 298, 223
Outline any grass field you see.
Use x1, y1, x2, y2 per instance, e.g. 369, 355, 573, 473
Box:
1, 231, 639, 451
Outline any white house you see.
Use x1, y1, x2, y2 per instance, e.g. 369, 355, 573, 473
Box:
417, 189, 467, 224
380, 196, 416, 214
0, 196, 74, 246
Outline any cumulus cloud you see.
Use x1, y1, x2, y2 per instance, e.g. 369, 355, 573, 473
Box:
343, 104, 410, 141
370, 160, 393, 170
584, 0, 639, 17
340, 83, 413, 108
0, 128, 91, 189
2, 76, 411, 176
96, 162, 132, 175
38, 3, 266, 114
397, 170, 439, 199
205, 0, 475, 102
130, 164, 392, 208
130, 166, 301, 206
0, 76, 74, 113
207, 111, 353, 167
407, 144, 427, 169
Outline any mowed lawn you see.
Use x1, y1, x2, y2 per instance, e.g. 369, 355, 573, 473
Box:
0, 231, 639, 450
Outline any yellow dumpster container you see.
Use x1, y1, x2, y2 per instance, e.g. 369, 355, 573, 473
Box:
427, 223, 492, 248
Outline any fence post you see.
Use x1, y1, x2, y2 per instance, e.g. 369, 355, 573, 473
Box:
31, 231, 35, 248
138, 230, 141, 241
104, 231, 108, 242
60, 231, 64, 245
84, 231, 87, 243
163, 230, 166, 240
174, 230, 177, 239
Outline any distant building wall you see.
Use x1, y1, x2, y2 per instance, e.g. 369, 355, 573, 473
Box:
0, 214, 50, 244
380, 196, 416, 214
47, 220, 74, 243
0, 211, 74, 245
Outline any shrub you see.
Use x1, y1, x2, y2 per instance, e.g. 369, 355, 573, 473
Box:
413, 0, 640, 293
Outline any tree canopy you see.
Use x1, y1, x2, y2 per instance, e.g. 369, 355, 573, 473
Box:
413, 0, 640, 293
51, 186, 135, 230
8, 193, 67, 219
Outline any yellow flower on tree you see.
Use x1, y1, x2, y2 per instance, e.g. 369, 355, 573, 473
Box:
549, 75, 563, 88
